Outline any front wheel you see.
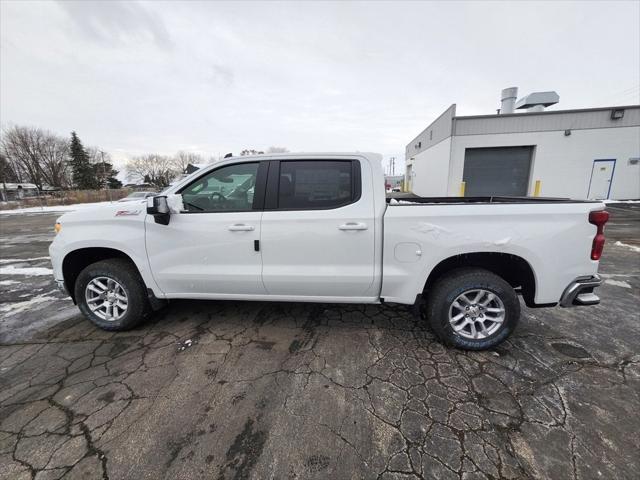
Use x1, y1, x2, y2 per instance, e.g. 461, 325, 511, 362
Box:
425, 268, 520, 350
75, 259, 150, 331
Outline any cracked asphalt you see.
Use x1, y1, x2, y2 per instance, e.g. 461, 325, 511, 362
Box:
1, 205, 639, 480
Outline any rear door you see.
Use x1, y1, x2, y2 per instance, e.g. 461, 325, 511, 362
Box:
260, 158, 376, 299
145, 161, 268, 296
587, 159, 616, 199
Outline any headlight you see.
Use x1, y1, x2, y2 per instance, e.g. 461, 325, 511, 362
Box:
54, 222, 62, 234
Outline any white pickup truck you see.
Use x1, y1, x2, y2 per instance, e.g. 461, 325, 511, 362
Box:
49, 153, 609, 350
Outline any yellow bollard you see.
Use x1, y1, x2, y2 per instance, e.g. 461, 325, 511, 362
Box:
533, 180, 542, 197
459, 181, 466, 197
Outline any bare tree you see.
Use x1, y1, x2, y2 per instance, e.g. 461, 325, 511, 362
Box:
1, 126, 46, 188
0, 125, 75, 189
240, 149, 264, 156
126, 154, 178, 187
0, 151, 21, 184
266, 146, 289, 154
173, 151, 204, 174
40, 135, 72, 189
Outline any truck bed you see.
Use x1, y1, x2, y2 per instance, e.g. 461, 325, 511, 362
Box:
381, 197, 605, 305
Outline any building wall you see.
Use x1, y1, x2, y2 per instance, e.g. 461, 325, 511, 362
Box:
406, 104, 456, 159
446, 126, 640, 199
406, 137, 452, 196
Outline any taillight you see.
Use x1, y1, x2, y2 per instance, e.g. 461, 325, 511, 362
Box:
589, 210, 609, 260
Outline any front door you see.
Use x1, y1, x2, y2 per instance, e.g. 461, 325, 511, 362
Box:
145, 161, 266, 296
588, 159, 616, 200
260, 159, 376, 299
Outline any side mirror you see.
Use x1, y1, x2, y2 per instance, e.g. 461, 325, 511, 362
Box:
147, 196, 170, 225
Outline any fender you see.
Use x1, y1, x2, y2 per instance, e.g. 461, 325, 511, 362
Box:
49, 203, 165, 298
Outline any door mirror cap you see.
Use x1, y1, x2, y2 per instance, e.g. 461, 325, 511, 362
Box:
147, 195, 169, 214
147, 196, 170, 224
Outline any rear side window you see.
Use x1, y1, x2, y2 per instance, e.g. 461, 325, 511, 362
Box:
277, 160, 358, 209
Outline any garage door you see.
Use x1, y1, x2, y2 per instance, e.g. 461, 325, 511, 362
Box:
463, 146, 533, 196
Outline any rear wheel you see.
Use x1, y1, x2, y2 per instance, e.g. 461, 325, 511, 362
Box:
75, 259, 150, 331
425, 268, 520, 350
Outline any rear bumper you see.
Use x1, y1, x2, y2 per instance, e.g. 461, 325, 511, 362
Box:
559, 275, 602, 307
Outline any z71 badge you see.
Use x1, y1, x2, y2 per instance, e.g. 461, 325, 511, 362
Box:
115, 210, 141, 216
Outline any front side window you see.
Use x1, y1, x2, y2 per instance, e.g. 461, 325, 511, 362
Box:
181, 162, 258, 212
278, 161, 354, 209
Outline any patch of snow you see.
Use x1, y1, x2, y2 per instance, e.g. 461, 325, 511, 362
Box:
614, 241, 640, 253
0, 201, 114, 215
0, 256, 50, 264
0, 265, 53, 276
178, 338, 195, 351
0, 280, 19, 286
0, 291, 59, 317
603, 199, 640, 204
604, 279, 632, 289
389, 198, 421, 205
166, 194, 185, 214
493, 237, 511, 247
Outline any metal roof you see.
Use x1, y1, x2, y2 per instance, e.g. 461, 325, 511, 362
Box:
453, 105, 640, 136
455, 104, 639, 120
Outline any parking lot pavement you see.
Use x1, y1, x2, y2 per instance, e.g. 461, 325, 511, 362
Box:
1, 206, 638, 480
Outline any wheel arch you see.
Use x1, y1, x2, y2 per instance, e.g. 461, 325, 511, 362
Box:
422, 252, 539, 307
62, 247, 143, 303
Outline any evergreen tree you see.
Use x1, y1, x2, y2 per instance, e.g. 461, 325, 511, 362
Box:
92, 161, 122, 189
107, 175, 122, 189
69, 132, 97, 189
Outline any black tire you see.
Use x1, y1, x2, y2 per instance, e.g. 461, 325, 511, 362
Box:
425, 268, 520, 350
75, 258, 150, 331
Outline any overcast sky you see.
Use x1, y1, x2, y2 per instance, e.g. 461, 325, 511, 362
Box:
1, 0, 639, 173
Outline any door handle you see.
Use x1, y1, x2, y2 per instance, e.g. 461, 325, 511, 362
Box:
338, 222, 368, 231
228, 224, 255, 231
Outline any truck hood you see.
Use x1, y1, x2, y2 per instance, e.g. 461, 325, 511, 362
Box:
55, 200, 148, 225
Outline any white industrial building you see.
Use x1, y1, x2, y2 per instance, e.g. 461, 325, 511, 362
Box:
405, 89, 640, 200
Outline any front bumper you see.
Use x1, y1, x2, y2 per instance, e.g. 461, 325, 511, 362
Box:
54, 278, 68, 296
559, 275, 602, 307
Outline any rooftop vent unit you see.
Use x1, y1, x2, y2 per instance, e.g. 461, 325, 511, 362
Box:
515, 91, 559, 112
500, 87, 518, 114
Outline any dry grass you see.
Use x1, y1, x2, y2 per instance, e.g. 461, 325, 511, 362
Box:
0, 188, 154, 210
